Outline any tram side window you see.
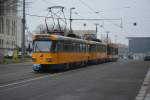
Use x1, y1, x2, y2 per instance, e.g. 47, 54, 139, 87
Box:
97, 45, 101, 52
69, 42, 74, 52
100, 45, 102, 52
72, 42, 76, 52
80, 43, 83, 52
70, 42, 73, 52
86, 44, 88, 52
63, 42, 68, 52
83, 44, 86, 52
51, 42, 57, 52
96, 45, 99, 52
95, 45, 97, 52
107, 46, 111, 54
90, 45, 96, 52
102, 45, 106, 52
76, 43, 80, 52
104, 45, 107, 52
64, 42, 70, 52
57, 41, 63, 52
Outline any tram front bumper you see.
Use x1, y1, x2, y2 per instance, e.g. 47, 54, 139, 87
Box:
32, 64, 42, 71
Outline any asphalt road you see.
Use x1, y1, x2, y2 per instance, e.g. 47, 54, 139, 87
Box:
0, 60, 149, 100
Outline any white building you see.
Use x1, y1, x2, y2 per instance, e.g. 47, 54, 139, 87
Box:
0, 0, 22, 56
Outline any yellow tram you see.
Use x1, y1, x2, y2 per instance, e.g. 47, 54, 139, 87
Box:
32, 34, 117, 71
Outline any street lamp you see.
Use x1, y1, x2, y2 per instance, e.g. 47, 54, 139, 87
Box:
70, 7, 75, 33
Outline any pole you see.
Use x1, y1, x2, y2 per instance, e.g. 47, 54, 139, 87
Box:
106, 31, 109, 44
106, 31, 109, 58
70, 8, 72, 32
22, 0, 25, 60
69, 7, 75, 33
95, 24, 99, 39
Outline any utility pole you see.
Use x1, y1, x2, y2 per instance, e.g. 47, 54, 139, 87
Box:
106, 31, 109, 57
95, 23, 99, 39
69, 7, 75, 33
22, 0, 26, 60
106, 31, 109, 44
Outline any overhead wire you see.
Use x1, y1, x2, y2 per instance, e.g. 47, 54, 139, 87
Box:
77, 0, 98, 14
26, 13, 69, 20
76, 0, 122, 29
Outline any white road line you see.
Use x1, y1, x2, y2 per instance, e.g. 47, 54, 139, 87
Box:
0, 73, 62, 88
0, 65, 88, 88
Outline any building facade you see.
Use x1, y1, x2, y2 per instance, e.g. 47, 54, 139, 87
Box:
128, 37, 150, 59
0, 0, 22, 56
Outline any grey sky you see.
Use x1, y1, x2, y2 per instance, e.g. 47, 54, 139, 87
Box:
26, 0, 150, 44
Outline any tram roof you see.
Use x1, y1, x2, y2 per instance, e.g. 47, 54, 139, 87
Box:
33, 34, 106, 45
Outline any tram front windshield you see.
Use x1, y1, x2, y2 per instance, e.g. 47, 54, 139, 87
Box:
33, 40, 52, 52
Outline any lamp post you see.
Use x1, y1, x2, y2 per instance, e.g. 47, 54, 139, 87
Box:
70, 7, 75, 33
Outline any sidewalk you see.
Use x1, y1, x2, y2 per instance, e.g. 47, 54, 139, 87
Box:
0, 58, 32, 65
145, 85, 150, 100
0, 60, 32, 65
135, 67, 150, 100
144, 70, 150, 100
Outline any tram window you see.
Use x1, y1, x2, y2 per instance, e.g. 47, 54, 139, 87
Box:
90, 45, 96, 52
104, 46, 106, 52
103, 45, 106, 52
97, 45, 99, 52
57, 41, 63, 52
63, 42, 68, 52
100, 45, 102, 52
80, 43, 83, 52
72, 43, 75, 52
64, 42, 70, 52
83, 44, 86, 52
97, 45, 100, 52
102, 45, 104, 52
96, 45, 98, 52
73, 43, 75, 52
51, 42, 57, 52
86, 44, 88, 52
66, 42, 73, 52
89, 45, 93, 52
77, 44, 80, 52
69, 42, 73, 52
74, 43, 77, 52
33, 40, 52, 52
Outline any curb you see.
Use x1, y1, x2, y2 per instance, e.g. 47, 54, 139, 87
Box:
135, 67, 150, 100
0, 61, 32, 65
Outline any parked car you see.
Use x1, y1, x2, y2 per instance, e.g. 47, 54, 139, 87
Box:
144, 55, 150, 61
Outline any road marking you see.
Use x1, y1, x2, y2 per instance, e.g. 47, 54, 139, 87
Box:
0, 73, 62, 88
0, 63, 101, 89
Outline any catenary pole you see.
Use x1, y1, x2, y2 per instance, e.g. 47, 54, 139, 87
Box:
22, 0, 26, 60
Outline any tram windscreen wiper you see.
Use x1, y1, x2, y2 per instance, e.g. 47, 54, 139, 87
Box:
35, 44, 42, 52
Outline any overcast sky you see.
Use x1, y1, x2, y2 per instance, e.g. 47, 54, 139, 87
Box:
26, 0, 150, 44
